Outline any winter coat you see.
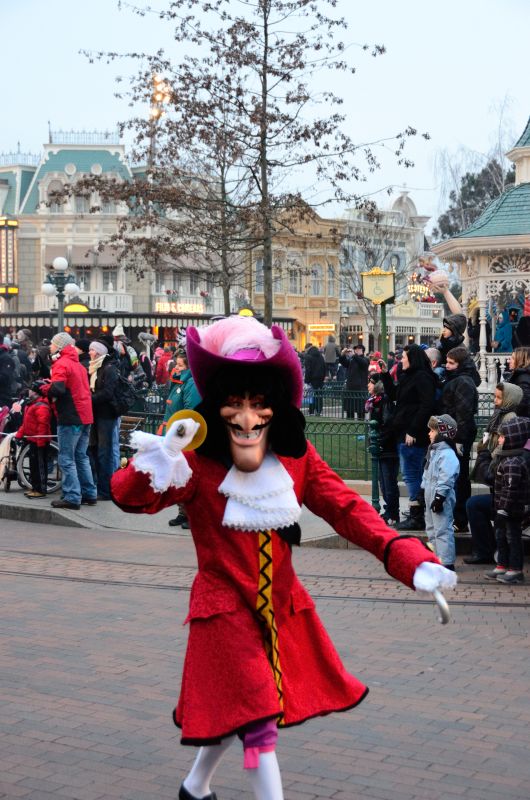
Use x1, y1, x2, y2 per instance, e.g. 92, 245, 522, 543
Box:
45, 346, 93, 426
304, 346, 326, 389
163, 369, 202, 422
441, 357, 480, 444
91, 356, 120, 420
364, 392, 397, 457
508, 366, 530, 418
111, 441, 440, 744
32, 345, 52, 379
338, 353, 369, 390
323, 339, 340, 365
0, 349, 17, 406
382, 367, 437, 447
493, 417, 530, 519
139, 352, 153, 386
14, 397, 52, 447
421, 440, 460, 506
78, 352, 90, 373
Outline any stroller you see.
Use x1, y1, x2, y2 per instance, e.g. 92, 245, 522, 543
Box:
0, 403, 61, 493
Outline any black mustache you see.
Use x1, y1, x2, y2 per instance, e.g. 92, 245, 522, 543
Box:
225, 420, 271, 432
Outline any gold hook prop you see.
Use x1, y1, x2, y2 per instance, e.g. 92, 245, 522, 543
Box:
165, 409, 208, 451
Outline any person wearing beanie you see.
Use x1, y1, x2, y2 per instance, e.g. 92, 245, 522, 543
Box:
464, 382, 523, 565
111, 315, 456, 800
437, 313, 467, 365
421, 414, 460, 571
87, 340, 120, 501
42, 332, 97, 510
484, 416, 530, 585
74, 339, 91, 372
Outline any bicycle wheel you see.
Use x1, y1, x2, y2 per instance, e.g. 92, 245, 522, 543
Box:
17, 441, 62, 493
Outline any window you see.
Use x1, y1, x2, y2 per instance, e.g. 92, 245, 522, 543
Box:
289, 267, 302, 294
205, 274, 214, 294
255, 258, 264, 293
171, 271, 182, 293
101, 199, 117, 214
327, 264, 336, 296
310, 263, 322, 296
47, 180, 63, 213
155, 271, 165, 294
102, 269, 117, 291
189, 272, 199, 294
74, 266, 91, 291
273, 268, 282, 293
75, 195, 90, 214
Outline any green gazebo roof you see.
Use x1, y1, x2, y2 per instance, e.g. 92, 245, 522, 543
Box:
457, 182, 530, 238
513, 117, 530, 149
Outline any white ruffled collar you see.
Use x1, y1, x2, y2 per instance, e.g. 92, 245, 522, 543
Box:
218, 453, 300, 531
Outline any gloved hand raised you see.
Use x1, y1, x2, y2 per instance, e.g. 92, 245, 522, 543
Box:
430, 493, 445, 513
163, 418, 200, 455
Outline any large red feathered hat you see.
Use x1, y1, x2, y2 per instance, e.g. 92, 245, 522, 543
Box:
187, 316, 303, 407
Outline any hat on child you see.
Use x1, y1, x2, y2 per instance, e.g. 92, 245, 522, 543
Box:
51, 332, 75, 351
428, 414, 457, 441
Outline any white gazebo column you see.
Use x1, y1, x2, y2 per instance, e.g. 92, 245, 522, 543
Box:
460, 281, 469, 348
388, 328, 395, 352
478, 278, 488, 384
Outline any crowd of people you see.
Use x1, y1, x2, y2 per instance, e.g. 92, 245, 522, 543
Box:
302, 318, 530, 584
0, 326, 188, 508
2, 314, 530, 584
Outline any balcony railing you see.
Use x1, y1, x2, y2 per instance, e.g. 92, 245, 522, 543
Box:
34, 292, 133, 313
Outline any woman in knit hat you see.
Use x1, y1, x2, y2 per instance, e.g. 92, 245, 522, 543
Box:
87, 340, 120, 501
111, 316, 456, 800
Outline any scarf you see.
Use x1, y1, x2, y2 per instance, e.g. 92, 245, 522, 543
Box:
89, 354, 107, 390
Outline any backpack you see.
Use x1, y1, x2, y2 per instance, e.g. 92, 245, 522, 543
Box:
110, 374, 137, 417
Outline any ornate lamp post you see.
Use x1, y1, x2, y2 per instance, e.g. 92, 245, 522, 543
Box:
41, 256, 80, 332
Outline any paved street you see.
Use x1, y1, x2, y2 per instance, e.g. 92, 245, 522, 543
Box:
0, 519, 529, 800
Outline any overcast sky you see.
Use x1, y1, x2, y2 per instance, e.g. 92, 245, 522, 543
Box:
3, 0, 529, 230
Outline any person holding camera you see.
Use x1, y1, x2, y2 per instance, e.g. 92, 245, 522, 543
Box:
339, 343, 369, 418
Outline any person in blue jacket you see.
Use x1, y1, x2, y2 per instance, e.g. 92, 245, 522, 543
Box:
421, 414, 460, 571
164, 351, 201, 529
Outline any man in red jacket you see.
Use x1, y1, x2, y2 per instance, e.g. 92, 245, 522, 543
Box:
43, 332, 97, 510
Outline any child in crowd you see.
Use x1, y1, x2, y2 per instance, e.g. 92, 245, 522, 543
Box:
365, 376, 400, 524
14, 379, 52, 498
421, 415, 460, 570
464, 382, 523, 565
485, 416, 530, 585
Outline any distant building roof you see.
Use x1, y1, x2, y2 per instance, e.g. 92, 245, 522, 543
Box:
512, 117, 530, 149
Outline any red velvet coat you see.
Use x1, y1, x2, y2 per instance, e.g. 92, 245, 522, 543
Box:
111, 442, 439, 745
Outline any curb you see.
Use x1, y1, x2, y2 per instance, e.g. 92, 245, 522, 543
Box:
0, 502, 86, 528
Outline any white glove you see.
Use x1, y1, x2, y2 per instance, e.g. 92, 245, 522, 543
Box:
413, 562, 458, 593
129, 418, 200, 493
163, 418, 200, 454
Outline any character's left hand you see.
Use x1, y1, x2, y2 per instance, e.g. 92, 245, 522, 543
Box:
413, 562, 457, 592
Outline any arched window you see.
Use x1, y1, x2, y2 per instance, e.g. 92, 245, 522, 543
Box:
288, 266, 302, 294
327, 264, 336, 296
310, 263, 322, 296
47, 180, 64, 213
255, 258, 264, 293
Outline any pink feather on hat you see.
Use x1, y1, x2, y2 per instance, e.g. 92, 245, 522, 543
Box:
198, 315, 281, 359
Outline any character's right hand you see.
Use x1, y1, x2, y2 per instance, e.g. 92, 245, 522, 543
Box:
164, 418, 200, 455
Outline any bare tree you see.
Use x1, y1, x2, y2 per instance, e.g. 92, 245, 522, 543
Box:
73, 0, 429, 325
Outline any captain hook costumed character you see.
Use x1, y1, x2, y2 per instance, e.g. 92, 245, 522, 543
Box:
111, 316, 457, 800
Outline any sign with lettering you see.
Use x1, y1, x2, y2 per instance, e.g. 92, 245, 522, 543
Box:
155, 301, 205, 314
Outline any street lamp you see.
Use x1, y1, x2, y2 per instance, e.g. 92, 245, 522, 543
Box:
41, 256, 80, 332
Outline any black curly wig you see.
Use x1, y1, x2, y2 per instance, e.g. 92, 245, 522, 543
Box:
194, 363, 307, 463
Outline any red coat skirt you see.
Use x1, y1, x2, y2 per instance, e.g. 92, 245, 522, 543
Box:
111, 442, 438, 744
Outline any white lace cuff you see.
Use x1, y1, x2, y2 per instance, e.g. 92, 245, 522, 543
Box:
130, 430, 192, 493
